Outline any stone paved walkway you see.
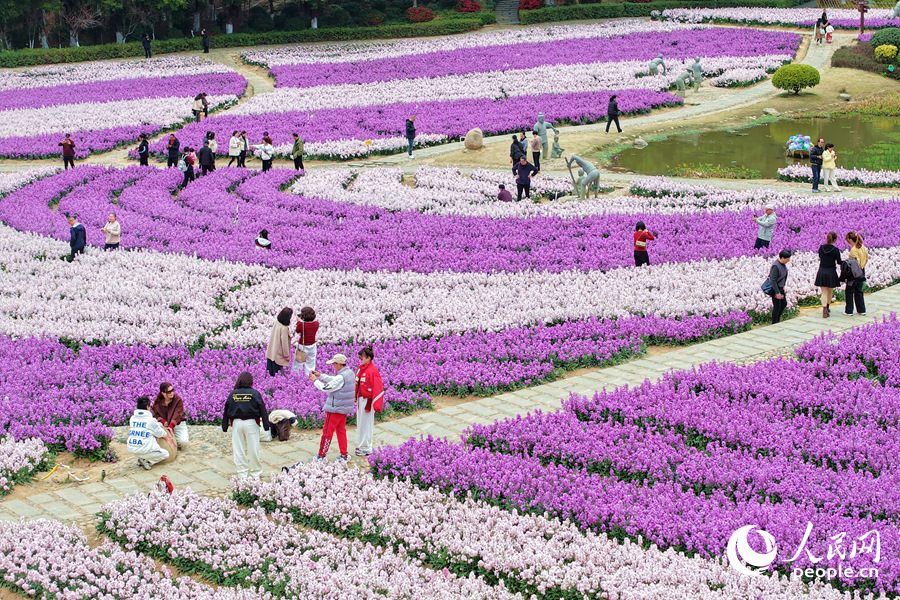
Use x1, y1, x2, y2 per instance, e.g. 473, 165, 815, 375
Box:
3, 284, 898, 525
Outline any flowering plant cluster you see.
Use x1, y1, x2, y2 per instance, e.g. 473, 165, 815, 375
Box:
233, 461, 846, 600
0, 437, 50, 496
456, 0, 481, 12
778, 163, 900, 188
708, 67, 769, 88
657, 7, 900, 29
371, 315, 900, 595
99, 488, 526, 599
0, 519, 269, 600
405, 6, 434, 21
0, 57, 245, 158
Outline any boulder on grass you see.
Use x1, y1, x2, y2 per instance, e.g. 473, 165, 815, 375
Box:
464, 128, 483, 150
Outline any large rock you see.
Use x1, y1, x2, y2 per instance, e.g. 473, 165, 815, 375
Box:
633, 137, 648, 149
839, 93, 851, 101
464, 128, 483, 150
763, 107, 778, 116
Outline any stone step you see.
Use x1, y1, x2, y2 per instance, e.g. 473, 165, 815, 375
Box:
494, 0, 519, 23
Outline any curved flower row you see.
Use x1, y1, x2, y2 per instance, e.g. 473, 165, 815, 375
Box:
267, 28, 798, 88
655, 7, 900, 29
99, 488, 528, 600
233, 462, 844, 600
778, 163, 900, 188
708, 67, 769, 88
0, 519, 266, 600
0, 437, 49, 497
0, 165, 59, 196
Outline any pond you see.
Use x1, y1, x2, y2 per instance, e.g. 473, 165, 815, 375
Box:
609, 115, 900, 176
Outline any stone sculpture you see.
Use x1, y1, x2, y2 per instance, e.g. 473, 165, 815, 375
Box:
566, 154, 600, 201
534, 112, 560, 156
689, 57, 703, 90
675, 71, 693, 93
550, 132, 564, 158
894, 0, 900, 18
649, 54, 667, 75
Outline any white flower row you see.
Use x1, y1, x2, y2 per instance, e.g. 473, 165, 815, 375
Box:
274, 134, 447, 160
708, 67, 769, 87
777, 164, 900, 188
233, 55, 791, 115
0, 437, 48, 495
235, 462, 851, 600
0, 56, 235, 92
0, 166, 60, 196
290, 166, 575, 217
242, 20, 702, 67
0, 94, 237, 138
657, 6, 896, 26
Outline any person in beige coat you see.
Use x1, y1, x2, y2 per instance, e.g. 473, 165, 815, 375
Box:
265, 307, 293, 376
101, 213, 121, 250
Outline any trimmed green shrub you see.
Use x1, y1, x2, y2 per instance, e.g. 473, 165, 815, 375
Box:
871, 27, 900, 49
771, 63, 820, 94
0, 19, 483, 67
875, 44, 899, 63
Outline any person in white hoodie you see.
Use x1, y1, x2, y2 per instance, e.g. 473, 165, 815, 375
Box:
127, 396, 169, 470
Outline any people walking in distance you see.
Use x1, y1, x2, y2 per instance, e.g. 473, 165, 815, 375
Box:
633, 221, 655, 267
310, 354, 355, 461
530, 130, 542, 173
355, 346, 383, 457
405, 116, 416, 158
767, 250, 792, 324
265, 307, 293, 376
294, 306, 319, 376
227, 131, 241, 167
752, 204, 777, 249
128, 396, 169, 470
137, 134, 149, 166
844, 231, 868, 316
152, 382, 189, 449
68, 215, 85, 261
222, 372, 269, 479
510, 135, 525, 175
514, 156, 538, 201
238, 131, 249, 167
815, 231, 841, 318
291, 133, 305, 171
166, 134, 180, 168
206, 132, 217, 171
810, 137, 825, 192
197, 140, 214, 176
253, 136, 274, 172
59, 133, 76, 169
142, 34, 152, 58
179, 147, 195, 188
201, 28, 210, 53
821, 143, 840, 192
606, 94, 623, 134
101, 213, 121, 250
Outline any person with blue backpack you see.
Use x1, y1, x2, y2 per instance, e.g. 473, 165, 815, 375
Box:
763, 249, 792, 324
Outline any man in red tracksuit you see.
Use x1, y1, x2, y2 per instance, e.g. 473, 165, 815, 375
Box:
310, 353, 355, 460
355, 346, 383, 457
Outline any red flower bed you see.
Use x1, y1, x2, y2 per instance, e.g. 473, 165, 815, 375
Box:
518, 0, 541, 10
406, 6, 435, 21
456, 0, 482, 11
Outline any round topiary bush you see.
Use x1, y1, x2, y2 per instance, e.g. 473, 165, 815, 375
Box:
771, 64, 821, 95
405, 6, 435, 21
871, 27, 900, 50
875, 44, 899, 63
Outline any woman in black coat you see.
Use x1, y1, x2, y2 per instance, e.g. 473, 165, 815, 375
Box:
815, 231, 841, 318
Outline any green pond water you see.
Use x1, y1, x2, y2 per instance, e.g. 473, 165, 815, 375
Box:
610, 116, 900, 177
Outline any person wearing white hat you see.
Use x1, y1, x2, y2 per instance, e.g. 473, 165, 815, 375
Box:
310, 353, 355, 461
752, 204, 777, 250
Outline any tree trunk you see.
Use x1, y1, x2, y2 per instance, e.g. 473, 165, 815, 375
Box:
192, 10, 200, 30
41, 11, 50, 48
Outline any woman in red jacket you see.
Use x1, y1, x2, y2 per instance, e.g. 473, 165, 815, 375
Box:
354, 346, 383, 457
151, 382, 189, 448
633, 221, 656, 267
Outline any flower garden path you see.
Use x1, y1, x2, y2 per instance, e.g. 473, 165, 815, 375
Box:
2, 283, 898, 528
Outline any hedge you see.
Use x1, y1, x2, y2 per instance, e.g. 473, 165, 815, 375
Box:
0, 18, 486, 68
519, 0, 805, 25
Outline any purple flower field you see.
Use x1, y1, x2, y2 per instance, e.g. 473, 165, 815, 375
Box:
269, 28, 800, 87
371, 314, 900, 595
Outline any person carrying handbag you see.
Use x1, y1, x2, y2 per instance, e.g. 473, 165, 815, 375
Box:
293, 307, 318, 376
354, 346, 383, 457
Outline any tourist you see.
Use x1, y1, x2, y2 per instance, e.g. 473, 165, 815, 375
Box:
68, 215, 85, 261
222, 371, 270, 479
510, 135, 525, 175
227, 131, 241, 167
810, 137, 824, 192
814, 18, 824, 44
822, 143, 840, 192
497, 184, 512, 202
310, 353, 355, 461
191, 93, 208, 121
815, 231, 841, 318
201, 28, 210, 53
845, 231, 868, 315
294, 306, 319, 376
101, 213, 121, 250
514, 156, 538, 201
406, 116, 416, 158
59, 133, 76, 169
354, 345, 383, 457
206, 132, 217, 171
606, 94, 622, 134
167, 134, 180, 168
180, 147, 195, 188
291, 133, 305, 171
633, 221, 655, 267
752, 204, 777, 249
530, 130, 542, 173
127, 396, 169, 470
255, 229, 271, 250
137, 133, 149, 166
253, 136, 274, 172
142, 34, 151, 58
151, 382, 189, 448
266, 307, 293, 376
238, 131, 249, 167
767, 249, 791, 324
197, 140, 214, 176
